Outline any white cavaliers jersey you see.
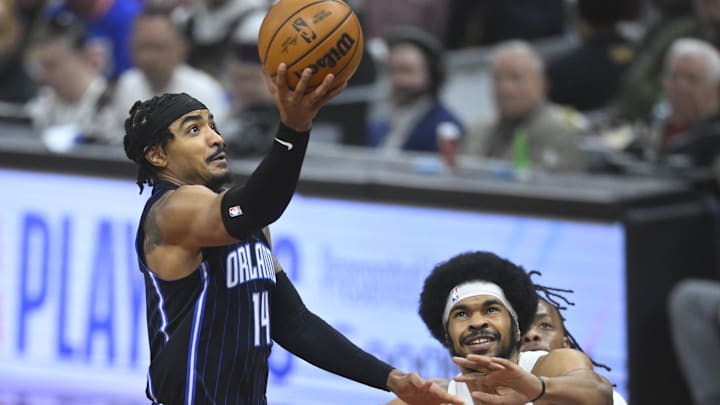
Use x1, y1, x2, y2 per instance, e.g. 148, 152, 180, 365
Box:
448, 351, 628, 405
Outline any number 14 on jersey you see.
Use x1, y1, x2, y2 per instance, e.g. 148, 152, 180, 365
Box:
252, 291, 271, 347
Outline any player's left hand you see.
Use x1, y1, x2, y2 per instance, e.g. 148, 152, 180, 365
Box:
387, 370, 464, 405
264, 63, 346, 132
452, 355, 543, 405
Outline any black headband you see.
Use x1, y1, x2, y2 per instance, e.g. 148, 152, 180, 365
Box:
142, 93, 207, 137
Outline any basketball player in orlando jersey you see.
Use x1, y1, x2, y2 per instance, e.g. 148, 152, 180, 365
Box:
385, 251, 612, 405
123, 65, 463, 405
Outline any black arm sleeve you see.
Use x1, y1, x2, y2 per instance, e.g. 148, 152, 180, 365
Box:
221, 123, 309, 239
271, 271, 394, 391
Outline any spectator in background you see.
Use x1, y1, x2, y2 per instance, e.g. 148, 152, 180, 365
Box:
313, 0, 379, 146
460, 41, 588, 172
368, 27, 464, 157
15, 0, 47, 39
617, 0, 720, 122
311, 45, 379, 146
653, 0, 694, 21
27, 21, 113, 150
443, 0, 486, 50
48, 0, 142, 79
650, 38, 720, 169
111, 5, 229, 143
181, 0, 268, 77
221, 8, 278, 157
546, 0, 635, 112
445, 0, 566, 49
0, 0, 37, 104
668, 279, 720, 405
359, 0, 448, 44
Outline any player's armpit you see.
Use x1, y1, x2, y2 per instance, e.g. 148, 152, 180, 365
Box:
261, 227, 285, 274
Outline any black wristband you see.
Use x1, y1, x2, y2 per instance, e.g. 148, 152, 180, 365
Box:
529, 375, 546, 402
220, 123, 309, 239
273, 122, 310, 150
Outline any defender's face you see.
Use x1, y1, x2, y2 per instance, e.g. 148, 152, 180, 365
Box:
162, 109, 230, 188
521, 300, 569, 352
446, 295, 519, 365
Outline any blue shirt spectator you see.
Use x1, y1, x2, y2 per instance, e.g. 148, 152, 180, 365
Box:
48, 0, 142, 79
368, 26, 464, 158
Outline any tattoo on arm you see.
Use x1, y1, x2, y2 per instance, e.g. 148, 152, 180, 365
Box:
143, 199, 164, 256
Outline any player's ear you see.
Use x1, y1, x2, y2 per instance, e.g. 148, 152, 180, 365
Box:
562, 335, 571, 348
145, 145, 168, 168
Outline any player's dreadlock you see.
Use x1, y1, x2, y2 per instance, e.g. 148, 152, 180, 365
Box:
123, 94, 181, 194
528, 271, 612, 372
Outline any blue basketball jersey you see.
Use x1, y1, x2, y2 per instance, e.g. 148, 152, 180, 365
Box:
136, 181, 276, 405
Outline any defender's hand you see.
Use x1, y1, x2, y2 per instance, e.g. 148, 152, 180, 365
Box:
387, 369, 464, 405
453, 355, 543, 404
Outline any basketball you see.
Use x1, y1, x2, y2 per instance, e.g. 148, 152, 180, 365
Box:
257, 0, 364, 91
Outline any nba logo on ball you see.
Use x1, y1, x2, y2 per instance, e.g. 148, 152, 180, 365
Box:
228, 205, 243, 218
258, 0, 364, 91
291, 17, 317, 43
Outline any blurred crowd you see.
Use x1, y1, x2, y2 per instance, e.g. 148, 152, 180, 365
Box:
1, 0, 720, 184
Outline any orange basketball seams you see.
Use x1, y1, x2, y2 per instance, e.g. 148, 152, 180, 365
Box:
258, 0, 364, 91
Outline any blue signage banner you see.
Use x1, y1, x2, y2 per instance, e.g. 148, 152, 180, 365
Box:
0, 168, 626, 403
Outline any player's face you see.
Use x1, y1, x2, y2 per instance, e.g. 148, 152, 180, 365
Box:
521, 300, 569, 352
446, 295, 519, 363
161, 109, 231, 188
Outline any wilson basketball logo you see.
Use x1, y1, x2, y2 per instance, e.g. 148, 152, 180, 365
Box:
291, 32, 356, 79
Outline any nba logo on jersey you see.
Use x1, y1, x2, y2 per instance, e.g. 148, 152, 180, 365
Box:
450, 287, 460, 304
228, 205, 243, 218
